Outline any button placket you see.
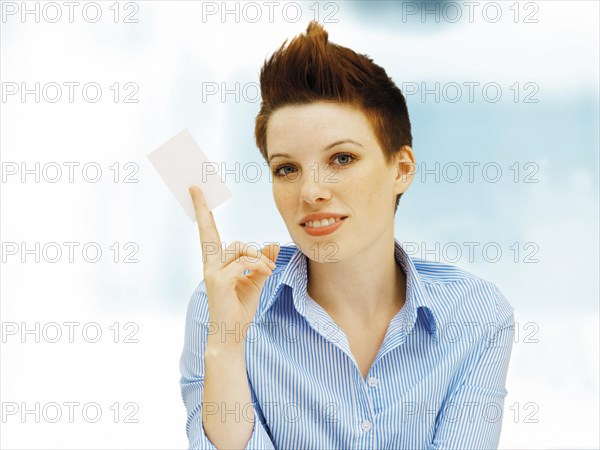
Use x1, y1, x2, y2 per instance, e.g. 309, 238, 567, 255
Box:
361, 419, 372, 432
363, 368, 382, 416
367, 376, 379, 388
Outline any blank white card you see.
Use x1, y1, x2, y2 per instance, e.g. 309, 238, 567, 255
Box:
147, 129, 232, 221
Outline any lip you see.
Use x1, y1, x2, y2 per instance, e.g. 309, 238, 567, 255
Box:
302, 216, 347, 237
299, 212, 348, 225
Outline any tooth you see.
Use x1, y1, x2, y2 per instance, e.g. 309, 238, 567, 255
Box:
306, 218, 339, 228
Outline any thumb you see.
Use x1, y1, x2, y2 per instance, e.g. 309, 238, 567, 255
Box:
261, 243, 280, 265
245, 243, 280, 290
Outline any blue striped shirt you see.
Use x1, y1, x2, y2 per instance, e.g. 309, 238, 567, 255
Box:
180, 238, 515, 449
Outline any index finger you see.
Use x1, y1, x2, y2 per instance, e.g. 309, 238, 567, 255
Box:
189, 185, 222, 264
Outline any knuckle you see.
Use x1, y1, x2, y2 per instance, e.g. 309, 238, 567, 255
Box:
228, 240, 243, 251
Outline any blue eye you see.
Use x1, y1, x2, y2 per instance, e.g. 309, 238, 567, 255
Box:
333, 153, 354, 165
272, 153, 356, 178
273, 165, 296, 177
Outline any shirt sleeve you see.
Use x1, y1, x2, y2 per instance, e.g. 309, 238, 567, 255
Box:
430, 285, 516, 450
179, 280, 276, 450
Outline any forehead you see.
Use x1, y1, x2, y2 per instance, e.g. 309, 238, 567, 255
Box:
266, 102, 377, 154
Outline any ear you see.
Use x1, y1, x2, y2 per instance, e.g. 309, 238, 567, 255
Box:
393, 145, 416, 195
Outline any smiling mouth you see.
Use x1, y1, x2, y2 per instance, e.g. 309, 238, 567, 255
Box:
301, 216, 348, 228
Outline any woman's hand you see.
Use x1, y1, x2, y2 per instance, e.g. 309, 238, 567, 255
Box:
189, 185, 280, 348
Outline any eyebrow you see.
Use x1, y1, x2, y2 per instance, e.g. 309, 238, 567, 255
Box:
268, 139, 363, 162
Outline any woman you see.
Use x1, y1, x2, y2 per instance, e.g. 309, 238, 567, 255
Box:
180, 21, 515, 450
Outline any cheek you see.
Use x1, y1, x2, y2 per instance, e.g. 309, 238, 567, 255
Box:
348, 167, 386, 202
272, 183, 296, 214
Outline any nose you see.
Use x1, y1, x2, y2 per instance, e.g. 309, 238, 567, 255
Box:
298, 162, 333, 205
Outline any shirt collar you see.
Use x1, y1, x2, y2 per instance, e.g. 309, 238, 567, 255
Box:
255, 238, 440, 339
393, 238, 440, 339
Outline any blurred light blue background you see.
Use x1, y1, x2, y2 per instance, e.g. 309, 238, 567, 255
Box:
2, 1, 598, 448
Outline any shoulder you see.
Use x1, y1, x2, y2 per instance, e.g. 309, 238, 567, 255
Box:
412, 257, 514, 328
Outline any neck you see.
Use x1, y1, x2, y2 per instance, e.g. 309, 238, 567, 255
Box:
306, 233, 406, 324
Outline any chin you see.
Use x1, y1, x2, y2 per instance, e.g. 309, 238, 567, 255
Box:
295, 237, 345, 264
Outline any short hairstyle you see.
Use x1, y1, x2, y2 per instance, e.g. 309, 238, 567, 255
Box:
255, 21, 413, 214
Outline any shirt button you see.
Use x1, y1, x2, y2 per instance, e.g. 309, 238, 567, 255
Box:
367, 376, 379, 388
361, 420, 372, 432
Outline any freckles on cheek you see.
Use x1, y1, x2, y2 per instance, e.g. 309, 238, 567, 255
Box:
273, 185, 295, 210
357, 175, 385, 206
351, 176, 372, 198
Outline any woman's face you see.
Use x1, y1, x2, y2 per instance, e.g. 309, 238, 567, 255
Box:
266, 101, 414, 262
